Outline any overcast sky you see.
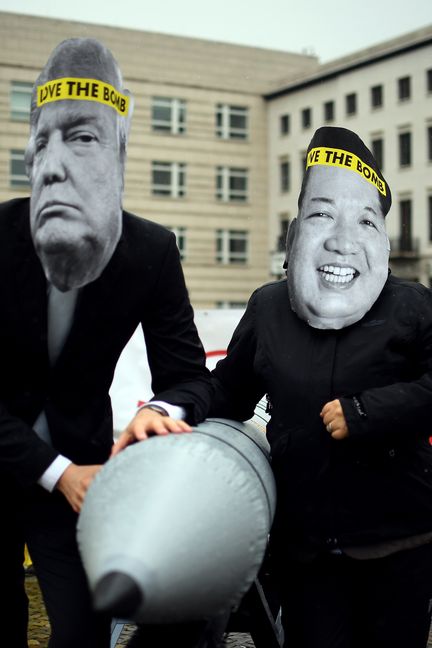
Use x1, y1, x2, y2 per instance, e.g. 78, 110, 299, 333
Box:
0, 0, 431, 62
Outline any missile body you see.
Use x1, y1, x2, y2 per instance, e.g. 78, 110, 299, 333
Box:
77, 418, 276, 623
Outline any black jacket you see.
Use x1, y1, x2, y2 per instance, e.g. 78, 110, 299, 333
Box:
211, 276, 432, 552
0, 198, 211, 487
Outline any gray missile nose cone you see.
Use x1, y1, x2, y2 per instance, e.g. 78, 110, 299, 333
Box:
93, 571, 143, 617
78, 419, 276, 623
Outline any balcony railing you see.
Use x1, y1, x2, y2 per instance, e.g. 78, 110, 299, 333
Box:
270, 251, 286, 276
389, 237, 420, 258
271, 236, 421, 275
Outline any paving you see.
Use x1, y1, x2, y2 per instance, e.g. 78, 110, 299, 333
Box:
25, 572, 432, 647
25, 573, 255, 647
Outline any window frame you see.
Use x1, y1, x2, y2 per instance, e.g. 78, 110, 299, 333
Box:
371, 137, 384, 171
428, 194, 432, 243
280, 113, 290, 135
398, 131, 412, 168
370, 84, 383, 109
10, 81, 33, 121
398, 76, 411, 102
279, 157, 290, 193
10, 149, 29, 187
345, 92, 357, 116
151, 161, 187, 198
301, 107, 312, 129
167, 225, 187, 260
427, 69, 432, 94
216, 104, 248, 140
151, 96, 187, 135
216, 301, 248, 309
399, 198, 412, 251
216, 166, 248, 202
323, 100, 335, 122
427, 124, 432, 163
216, 229, 249, 264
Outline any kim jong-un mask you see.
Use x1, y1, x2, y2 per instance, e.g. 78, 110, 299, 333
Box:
286, 127, 391, 330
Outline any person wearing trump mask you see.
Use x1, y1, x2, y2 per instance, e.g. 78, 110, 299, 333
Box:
210, 127, 432, 648
0, 38, 210, 647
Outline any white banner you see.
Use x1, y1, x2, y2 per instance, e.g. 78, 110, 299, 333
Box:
110, 309, 244, 432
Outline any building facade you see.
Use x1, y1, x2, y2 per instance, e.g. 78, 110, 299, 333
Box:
0, 11, 317, 307
1, 13, 431, 299
266, 26, 432, 284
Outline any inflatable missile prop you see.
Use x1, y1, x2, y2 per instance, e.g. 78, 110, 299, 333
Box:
77, 418, 276, 623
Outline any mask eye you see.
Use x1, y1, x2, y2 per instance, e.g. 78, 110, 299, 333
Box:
361, 219, 377, 229
69, 131, 98, 144
306, 212, 333, 221
35, 138, 47, 154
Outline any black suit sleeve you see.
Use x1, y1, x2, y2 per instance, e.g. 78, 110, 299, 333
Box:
341, 287, 432, 441
0, 402, 59, 487
0, 198, 60, 486
141, 233, 212, 425
210, 289, 265, 421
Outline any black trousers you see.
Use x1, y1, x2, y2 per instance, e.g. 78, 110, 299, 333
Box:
1, 483, 111, 648
127, 621, 213, 648
278, 543, 432, 648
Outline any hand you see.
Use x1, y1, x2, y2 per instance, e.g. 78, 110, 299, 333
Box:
55, 463, 102, 513
320, 399, 349, 440
110, 407, 192, 457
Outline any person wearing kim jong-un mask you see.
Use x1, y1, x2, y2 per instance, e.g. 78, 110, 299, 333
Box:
210, 127, 432, 648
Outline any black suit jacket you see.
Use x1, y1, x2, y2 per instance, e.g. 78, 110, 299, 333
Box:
0, 198, 211, 487
210, 278, 432, 550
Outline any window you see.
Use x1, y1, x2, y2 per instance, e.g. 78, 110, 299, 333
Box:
10, 149, 29, 187
301, 108, 311, 129
399, 199, 412, 251
346, 93, 357, 116
277, 216, 290, 251
427, 125, 432, 162
151, 97, 186, 134
167, 226, 187, 260
10, 81, 32, 121
399, 132, 411, 167
428, 195, 432, 242
371, 138, 384, 171
427, 69, 432, 94
280, 158, 290, 192
371, 85, 383, 108
216, 104, 248, 140
300, 152, 307, 178
216, 166, 248, 202
280, 114, 290, 135
216, 229, 248, 264
323, 100, 334, 122
398, 76, 411, 101
151, 161, 186, 197
216, 301, 247, 309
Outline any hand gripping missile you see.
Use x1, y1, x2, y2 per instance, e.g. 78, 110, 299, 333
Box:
77, 418, 276, 623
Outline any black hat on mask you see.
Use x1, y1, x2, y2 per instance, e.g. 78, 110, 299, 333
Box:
298, 126, 392, 216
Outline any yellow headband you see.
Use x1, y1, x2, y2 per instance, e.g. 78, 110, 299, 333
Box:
37, 77, 129, 116
306, 146, 387, 197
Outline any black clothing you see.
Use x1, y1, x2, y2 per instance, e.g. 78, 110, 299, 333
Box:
8, 489, 111, 648
0, 198, 210, 487
0, 197, 211, 647
211, 276, 432, 555
278, 542, 432, 648
211, 275, 432, 647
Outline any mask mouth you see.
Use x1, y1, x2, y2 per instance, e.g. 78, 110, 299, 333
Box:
317, 264, 359, 285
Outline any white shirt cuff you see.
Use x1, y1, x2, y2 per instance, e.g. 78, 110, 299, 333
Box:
139, 400, 186, 421
37, 455, 72, 492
